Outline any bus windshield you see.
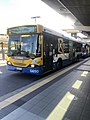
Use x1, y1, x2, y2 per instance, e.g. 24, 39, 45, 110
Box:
8, 34, 41, 58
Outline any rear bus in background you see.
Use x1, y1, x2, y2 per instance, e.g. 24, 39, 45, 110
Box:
82, 43, 90, 58
6, 24, 84, 75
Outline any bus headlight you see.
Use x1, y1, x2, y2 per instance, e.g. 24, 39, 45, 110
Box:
31, 64, 35, 67
7, 62, 12, 65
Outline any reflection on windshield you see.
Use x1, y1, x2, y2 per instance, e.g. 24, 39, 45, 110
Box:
21, 35, 38, 55
8, 34, 41, 58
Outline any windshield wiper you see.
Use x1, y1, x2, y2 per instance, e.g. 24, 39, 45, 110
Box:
28, 53, 35, 58
7, 50, 18, 56
7, 50, 35, 58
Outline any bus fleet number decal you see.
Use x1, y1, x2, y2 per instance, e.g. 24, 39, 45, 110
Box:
30, 69, 39, 73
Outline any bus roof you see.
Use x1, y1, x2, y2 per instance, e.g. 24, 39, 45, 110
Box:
7, 24, 85, 44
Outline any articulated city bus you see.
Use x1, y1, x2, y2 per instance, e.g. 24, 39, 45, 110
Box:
6, 24, 83, 75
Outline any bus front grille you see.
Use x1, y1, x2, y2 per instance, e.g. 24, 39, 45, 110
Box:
13, 63, 27, 67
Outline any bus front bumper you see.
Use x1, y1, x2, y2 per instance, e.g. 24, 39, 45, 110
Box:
7, 65, 43, 75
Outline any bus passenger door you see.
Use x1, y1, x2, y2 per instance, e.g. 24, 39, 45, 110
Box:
69, 41, 75, 60
44, 43, 53, 70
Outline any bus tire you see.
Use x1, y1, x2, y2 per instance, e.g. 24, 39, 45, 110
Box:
57, 59, 62, 69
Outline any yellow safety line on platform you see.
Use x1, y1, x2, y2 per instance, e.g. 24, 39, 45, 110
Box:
46, 92, 74, 120
72, 80, 82, 89
81, 71, 88, 77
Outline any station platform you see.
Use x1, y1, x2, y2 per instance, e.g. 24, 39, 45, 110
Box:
0, 58, 90, 120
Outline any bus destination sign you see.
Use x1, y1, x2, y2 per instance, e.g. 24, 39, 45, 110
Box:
7, 26, 37, 35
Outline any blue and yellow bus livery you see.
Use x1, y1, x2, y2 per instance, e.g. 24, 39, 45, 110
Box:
6, 24, 88, 75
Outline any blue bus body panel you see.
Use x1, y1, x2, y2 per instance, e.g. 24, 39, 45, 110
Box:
7, 65, 43, 75
62, 59, 72, 66
7, 59, 73, 75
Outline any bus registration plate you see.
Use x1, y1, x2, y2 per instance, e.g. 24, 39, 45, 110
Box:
16, 67, 22, 70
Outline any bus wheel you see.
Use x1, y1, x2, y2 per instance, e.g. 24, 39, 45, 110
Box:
57, 59, 62, 69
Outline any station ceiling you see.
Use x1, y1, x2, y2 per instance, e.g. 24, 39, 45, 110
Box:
42, 0, 90, 26
42, 0, 90, 35
58, 0, 90, 26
